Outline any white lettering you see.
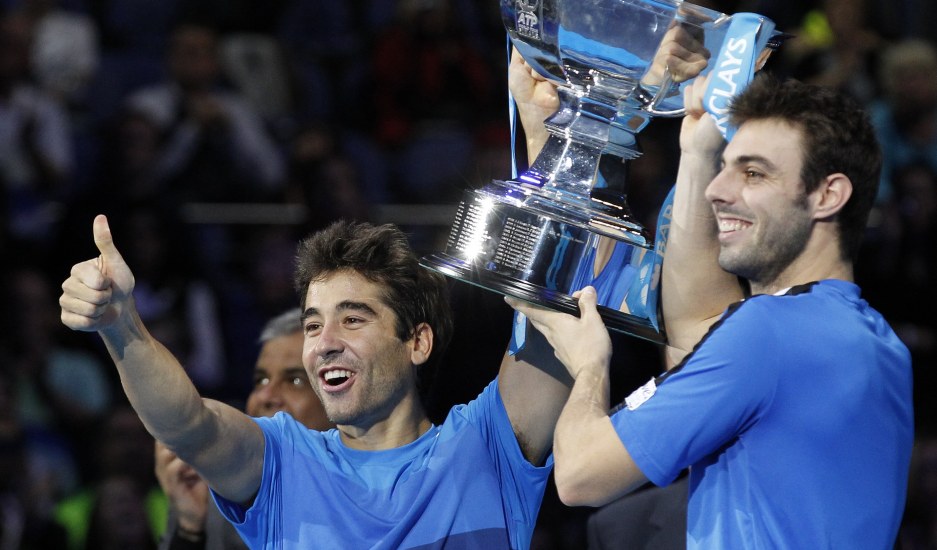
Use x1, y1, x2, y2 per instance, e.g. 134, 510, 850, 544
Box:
726, 36, 748, 54
717, 67, 740, 95
719, 50, 743, 69
518, 12, 537, 27
517, 12, 539, 39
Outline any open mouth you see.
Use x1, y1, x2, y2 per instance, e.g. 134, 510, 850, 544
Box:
322, 368, 353, 389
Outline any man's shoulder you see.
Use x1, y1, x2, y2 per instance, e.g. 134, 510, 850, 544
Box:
443, 379, 503, 422
255, 412, 333, 447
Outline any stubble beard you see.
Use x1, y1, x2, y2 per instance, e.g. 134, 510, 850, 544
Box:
317, 358, 413, 429
718, 204, 812, 289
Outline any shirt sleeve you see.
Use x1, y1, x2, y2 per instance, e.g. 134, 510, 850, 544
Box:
210, 415, 284, 545
611, 299, 781, 485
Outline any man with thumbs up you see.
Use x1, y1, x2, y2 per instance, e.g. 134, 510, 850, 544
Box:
59, 216, 570, 549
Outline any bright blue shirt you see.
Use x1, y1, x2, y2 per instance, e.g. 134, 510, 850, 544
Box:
613, 280, 914, 549
213, 380, 551, 549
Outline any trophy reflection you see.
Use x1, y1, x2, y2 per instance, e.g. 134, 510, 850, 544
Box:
420, 0, 780, 343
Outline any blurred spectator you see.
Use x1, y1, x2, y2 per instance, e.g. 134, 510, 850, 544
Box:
175, 0, 287, 36
82, 0, 178, 125
0, 367, 71, 549
857, 161, 937, 435
16, 0, 100, 109
89, 108, 165, 206
866, 0, 937, 46
285, 123, 373, 228
87, 0, 179, 56
899, 436, 937, 549
82, 475, 159, 550
55, 404, 165, 550
779, 0, 881, 104
0, 10, 74, 243
369, 0, 498, 203
217, 32, 293, 128
274, 1, 368, 124
869, 39, 937, 202
2, 264, 113, 487
122, 21, 285, 204
107, 205, 229, 396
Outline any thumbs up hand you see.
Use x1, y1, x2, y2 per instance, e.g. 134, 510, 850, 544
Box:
60, 215, 136, 332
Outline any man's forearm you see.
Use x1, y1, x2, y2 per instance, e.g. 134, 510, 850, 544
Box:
553, 367, 643, 507
100, 304, 208, 443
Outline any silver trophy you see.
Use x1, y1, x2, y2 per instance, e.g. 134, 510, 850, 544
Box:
421, 0, 779, 343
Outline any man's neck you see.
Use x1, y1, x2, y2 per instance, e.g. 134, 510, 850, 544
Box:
749, 229, 854, 296
337, 403, 432, 451
749, 260, 853, 296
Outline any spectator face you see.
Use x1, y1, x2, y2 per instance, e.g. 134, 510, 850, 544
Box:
247, 331, 332, 431
168, 25, 220, 91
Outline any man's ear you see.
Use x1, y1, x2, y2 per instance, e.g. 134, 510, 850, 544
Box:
811, 173, 853, 221
409, 322, 434, 366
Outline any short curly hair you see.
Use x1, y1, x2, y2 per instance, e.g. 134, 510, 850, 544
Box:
293, 220, 454, 406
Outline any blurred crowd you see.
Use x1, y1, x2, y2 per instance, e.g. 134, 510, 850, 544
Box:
0, 0, 935, 548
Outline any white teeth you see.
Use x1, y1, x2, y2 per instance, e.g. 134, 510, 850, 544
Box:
718, 219, 748, 232
324, 370, 352, 381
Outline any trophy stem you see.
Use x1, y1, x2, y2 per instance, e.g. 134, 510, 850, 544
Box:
420, 0, 779, 344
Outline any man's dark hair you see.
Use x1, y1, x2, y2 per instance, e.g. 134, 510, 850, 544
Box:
729, 73, 883, 262
293, 220, 453, 406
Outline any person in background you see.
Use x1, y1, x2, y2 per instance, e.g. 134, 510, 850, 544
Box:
121, 21, 285, 204
0, 10, 74, 244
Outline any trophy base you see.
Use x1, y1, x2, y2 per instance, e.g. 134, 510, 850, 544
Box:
419, 181, 666, 345
422, 252, 664, 343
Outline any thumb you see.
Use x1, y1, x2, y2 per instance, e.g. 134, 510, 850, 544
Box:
92, 214, 124, 265
577, 286, 598, 318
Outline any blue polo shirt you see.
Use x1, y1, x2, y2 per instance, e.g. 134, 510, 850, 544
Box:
613, 280, 913, 549
213, 379, 551, 549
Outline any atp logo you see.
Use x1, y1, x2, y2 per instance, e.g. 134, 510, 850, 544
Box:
516, 0, 540, 40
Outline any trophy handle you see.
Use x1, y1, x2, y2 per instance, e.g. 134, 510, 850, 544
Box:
633, 71, 685, 118
642, 71, 684, 117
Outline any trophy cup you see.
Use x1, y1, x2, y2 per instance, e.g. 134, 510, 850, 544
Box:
420, 0, 780, 343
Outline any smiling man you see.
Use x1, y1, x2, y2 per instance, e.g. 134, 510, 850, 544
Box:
60, 217, 569, 549
508, 73, 915, 548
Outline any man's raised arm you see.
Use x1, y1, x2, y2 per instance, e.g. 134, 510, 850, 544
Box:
661, 78, 745, 365
59, 215, 264, 504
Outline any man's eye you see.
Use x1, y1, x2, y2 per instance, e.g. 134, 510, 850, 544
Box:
254, 377, 271, 387
291, 376, 308, 387
304, 322, 321, 334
